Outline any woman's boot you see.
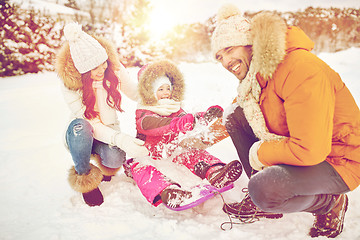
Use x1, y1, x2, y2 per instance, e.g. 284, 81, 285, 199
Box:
68, 163, 104, 206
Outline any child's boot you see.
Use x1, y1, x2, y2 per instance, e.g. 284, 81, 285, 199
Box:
161, 185, 192, 208
207, 160, 243, 188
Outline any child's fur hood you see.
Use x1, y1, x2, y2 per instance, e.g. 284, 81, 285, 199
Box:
138, 60, 185, 106
55, 36, 121, 91
250, 11, 287, 80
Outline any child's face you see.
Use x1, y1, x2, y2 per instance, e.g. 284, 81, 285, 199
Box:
156, 84, 172, 100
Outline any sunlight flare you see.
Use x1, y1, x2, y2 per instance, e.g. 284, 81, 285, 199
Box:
148, 6, 178, 39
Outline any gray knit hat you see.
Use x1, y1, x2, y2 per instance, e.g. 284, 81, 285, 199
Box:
63, 23, 108, 74
211, 4, 252, 58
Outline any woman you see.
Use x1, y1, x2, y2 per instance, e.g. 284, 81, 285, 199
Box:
55, 23, 148, 207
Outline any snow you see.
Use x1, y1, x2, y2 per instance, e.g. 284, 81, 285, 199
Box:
1, 48, 360, 240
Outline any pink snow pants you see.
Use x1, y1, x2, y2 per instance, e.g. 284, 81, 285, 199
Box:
130, 149, 223, 206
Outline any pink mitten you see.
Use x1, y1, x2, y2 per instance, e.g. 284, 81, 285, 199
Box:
170, 114, 195, 133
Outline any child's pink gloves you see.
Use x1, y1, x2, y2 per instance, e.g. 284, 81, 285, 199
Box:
169, 105, 223, 134
170, 114, 195, 133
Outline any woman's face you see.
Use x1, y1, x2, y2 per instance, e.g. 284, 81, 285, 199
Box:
156, 84, 172, 100
91, 61, 108, 81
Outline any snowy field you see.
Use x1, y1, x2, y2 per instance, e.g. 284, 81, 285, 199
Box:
0, 48, 360, 240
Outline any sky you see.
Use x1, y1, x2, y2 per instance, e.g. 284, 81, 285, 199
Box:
147, 0, 360, 37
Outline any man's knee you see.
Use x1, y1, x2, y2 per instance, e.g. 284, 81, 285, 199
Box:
248, 175, 272, 211
248, 167, 288, 212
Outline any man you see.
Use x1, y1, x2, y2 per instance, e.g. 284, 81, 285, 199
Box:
211, 4, 360, 238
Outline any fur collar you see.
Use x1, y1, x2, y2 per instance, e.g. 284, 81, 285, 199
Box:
235, 12, 288, 142
55, 36, 121, 91
250, 12, 287, 81
138, 60, 185, 106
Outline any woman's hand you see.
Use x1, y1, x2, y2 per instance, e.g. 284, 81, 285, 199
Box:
115, 133, 149, 158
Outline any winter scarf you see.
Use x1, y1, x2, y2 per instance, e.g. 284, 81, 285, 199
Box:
137, 99, 181, 116
237, 64, 285, 141
92, 81, 118, 125
235, 12, 288, 142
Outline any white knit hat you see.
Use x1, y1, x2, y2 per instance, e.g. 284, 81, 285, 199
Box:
63, 23, 108, 74
211, 4, 252, 58
152, 75, 172, 96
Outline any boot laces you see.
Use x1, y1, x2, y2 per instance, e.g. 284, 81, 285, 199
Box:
220, 188, 260, 230
312, 195, 346, 230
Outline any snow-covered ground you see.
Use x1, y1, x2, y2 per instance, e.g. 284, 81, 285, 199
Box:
0, 48, 360, 240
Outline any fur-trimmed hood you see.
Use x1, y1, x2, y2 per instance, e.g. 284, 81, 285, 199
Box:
55, 36, 121, 91
250, 12, 314, 80
138, 60, 185, 106
233, 11, 315, 142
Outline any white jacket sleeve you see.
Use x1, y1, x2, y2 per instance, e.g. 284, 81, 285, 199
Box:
88, 117, 120, 145
89, 117, 149, 158
115, 63, 138, 101
61, 83, 85, 118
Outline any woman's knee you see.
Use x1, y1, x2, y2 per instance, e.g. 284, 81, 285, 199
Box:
66, 118, 94, 154
67, 118, 93, 137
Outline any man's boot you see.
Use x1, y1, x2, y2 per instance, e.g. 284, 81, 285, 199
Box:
223, 189, 283, 222
309, 194, 348, 238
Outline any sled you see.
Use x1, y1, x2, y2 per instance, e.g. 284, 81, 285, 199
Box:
203, 117, 229, 146
163, 183, 234, 211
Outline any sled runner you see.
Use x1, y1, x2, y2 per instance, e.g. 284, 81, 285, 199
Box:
163, 183, 234, 211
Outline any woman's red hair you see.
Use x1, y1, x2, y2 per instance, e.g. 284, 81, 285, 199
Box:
81, 61, 123, 120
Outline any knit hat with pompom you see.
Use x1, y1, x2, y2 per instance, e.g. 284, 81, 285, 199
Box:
211, 4, 252, 59
63, 23, 108, 74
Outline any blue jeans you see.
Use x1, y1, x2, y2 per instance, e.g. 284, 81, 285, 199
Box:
65, 119, 126, 175
226, 106, 350, 214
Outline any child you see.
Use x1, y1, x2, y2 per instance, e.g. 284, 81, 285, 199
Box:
124, 60, 242, 208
